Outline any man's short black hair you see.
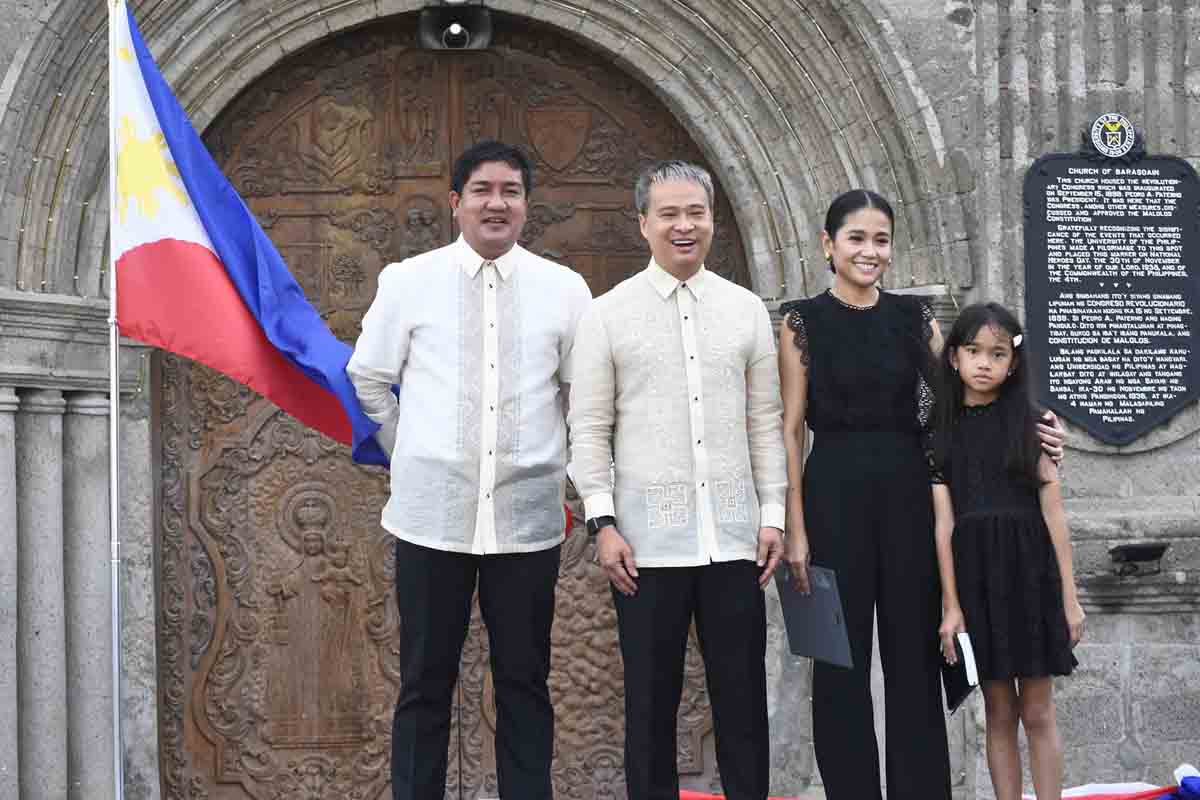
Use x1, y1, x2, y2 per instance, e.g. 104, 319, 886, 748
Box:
450, 140, 533, 197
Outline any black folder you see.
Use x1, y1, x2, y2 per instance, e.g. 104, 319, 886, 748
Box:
773, 564, 853, 668
941, 631, 979, 714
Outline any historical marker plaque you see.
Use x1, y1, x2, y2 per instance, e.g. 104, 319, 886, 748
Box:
1024, 118, 1200, 445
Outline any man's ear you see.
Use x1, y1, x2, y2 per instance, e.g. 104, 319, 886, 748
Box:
449, 191, 461, 217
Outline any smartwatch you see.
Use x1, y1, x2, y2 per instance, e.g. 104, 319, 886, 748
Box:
586, 515, 616, 537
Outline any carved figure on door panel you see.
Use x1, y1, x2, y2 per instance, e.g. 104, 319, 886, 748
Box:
264, 492, 369, 747
465, 89, 507, 146
313, 542, 369, 723
397, 196, 443, 261
388, 59, 439, 174
574, 115, 654, 185
328, 254, 366, 303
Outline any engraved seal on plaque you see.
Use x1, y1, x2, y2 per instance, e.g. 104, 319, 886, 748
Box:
1090, 113, 1136, 158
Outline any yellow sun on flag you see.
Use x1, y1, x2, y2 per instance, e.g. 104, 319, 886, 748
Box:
116, 115, 189, 224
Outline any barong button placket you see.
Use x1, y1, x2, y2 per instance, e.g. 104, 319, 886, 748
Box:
677, 282, 719, 561
472, 259, 501, 555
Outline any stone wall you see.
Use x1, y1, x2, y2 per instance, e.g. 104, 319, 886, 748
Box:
0, 1, 1195, 798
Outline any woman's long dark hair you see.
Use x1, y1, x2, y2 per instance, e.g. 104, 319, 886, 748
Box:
931, 302, 1044, 485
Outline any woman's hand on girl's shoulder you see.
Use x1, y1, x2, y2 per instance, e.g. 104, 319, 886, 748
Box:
939, 606, 966, 664
1065, 597, 1086, 646
1037, 410, 1067, 463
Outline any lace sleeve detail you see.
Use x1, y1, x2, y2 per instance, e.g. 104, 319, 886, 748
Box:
920, 300, 935, 343
785, 309, 810, 366
916, 299, 936, 429
925, 427, 946, 484
917, 374, 934, 429
918, 301, 940, 480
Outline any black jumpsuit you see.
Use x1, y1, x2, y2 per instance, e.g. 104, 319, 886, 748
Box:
783, 290, 951, 800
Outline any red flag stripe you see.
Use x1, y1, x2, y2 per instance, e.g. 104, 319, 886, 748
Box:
116, 238, 352, 444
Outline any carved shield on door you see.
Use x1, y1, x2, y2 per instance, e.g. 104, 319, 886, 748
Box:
526, 107, 591, 171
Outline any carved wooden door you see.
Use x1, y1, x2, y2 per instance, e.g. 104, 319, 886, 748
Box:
157, 12, 752, 800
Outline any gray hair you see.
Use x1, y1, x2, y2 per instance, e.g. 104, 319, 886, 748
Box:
634, 160, 715, 216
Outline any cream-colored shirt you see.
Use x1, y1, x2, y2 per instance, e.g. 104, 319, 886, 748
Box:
347, 236, 593, 554
568, 261, 787, 567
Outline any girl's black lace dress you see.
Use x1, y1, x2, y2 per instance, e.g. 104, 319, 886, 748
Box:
942, 401, 1077, 680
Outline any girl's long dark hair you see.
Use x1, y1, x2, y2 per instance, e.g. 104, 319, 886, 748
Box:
931, 302, 1044, 485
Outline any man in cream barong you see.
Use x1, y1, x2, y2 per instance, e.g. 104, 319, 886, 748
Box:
568, 160, 787, 800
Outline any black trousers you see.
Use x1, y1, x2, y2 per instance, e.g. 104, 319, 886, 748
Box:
612, 560, 769, 800
804, 432, 951, 800
391, 538, 560, 800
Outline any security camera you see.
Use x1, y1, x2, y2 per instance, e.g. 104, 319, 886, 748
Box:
442, 22, 470, 49
419, 6, 492, 50
1109, 541, 1170, 577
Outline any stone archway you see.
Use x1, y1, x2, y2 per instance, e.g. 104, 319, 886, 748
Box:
0, 1, 962, 308
155, 13, 754, 799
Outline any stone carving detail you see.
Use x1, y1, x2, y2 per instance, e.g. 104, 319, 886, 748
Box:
162, 12, 756, 798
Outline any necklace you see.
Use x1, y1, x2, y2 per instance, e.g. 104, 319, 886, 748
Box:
827, 287, 880, 310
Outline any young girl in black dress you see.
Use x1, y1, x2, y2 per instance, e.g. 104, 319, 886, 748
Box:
930, 302, 1085, 800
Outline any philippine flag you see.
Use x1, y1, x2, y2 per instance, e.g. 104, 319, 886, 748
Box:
109, 1, 388, 466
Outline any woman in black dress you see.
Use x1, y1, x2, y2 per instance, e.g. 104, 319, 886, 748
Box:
779, 191, 1065, 799
778, 190, 951, 799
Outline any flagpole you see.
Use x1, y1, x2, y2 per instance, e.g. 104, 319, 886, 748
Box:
107, 3, 126, 799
